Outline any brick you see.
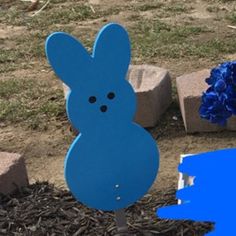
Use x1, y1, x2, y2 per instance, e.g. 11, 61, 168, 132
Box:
0, 152, 28, 195
128, 65, 172, 127
177, 69, 236, 133
63, 65, 172, 128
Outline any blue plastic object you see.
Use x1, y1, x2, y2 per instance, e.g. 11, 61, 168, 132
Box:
157, 148, 236, 236
45, 23, 159, 211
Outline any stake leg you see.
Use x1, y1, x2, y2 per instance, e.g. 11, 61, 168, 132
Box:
114, 209, 129, 235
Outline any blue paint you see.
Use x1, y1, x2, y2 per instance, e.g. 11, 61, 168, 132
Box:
45, 23, 159, 211
157, 148, 236, 236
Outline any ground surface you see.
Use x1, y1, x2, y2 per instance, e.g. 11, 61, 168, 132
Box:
0, 182, 213, 235
1, 0, 236, 193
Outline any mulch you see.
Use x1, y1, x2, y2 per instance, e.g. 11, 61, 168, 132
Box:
0, 182, 213, 236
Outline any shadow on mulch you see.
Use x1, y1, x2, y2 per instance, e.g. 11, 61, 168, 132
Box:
0, 182, 213, 236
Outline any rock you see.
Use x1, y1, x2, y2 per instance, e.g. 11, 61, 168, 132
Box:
128, 65, 172, 127
62, 65, 172, 128
176, 69, 236, 133
0, 152, 28, 195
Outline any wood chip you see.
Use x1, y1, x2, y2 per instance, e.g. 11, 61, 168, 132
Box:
227, 25, 236, 29
0, 182, 213, 235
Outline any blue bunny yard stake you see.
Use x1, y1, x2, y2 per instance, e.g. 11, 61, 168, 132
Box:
45, 23, 159, 233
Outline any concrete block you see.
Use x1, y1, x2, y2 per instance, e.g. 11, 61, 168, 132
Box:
0, 152, 28, 195
176, 69, 236, 133
62, 65, 172, 128
128, 65, 172, 127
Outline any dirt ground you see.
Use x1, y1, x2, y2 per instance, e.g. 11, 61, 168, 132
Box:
0, 0, 236, 194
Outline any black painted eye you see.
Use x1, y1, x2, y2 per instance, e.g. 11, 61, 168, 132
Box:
107, 92, 115, 100
88, 96, 96, 103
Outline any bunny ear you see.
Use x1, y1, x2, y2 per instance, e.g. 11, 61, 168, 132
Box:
93, 23, 131, 80
45, 32, 92, 88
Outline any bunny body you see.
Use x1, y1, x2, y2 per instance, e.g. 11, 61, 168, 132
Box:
65, 123, 158, 210
46, 23, 159, 211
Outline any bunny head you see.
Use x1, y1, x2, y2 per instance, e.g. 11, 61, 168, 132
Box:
46, 23, 136, 133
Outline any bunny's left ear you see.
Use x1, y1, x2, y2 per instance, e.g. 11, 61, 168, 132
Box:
93, 23, 131, 80
45, 32, 92, 89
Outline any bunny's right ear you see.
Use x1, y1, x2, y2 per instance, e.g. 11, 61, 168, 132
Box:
45, 32, 92, 88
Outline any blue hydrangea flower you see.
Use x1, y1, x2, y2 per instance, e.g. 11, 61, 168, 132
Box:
199, 61, 236, 125
200, 91, 231, 125
214, 79, 226, 93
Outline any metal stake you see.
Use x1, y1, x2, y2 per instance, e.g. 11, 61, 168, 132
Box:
114, 208, 129, 235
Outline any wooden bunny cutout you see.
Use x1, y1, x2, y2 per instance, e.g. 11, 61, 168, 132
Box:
45, 23, 159, 211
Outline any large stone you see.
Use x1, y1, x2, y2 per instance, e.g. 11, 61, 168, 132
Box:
0, 152, 28, 195
62, 65, 172, 128
176, 69, 236, 133
128, 65, 172, 127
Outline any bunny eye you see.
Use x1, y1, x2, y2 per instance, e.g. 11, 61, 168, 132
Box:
88, 96, 96, 103
107, 92, 115, 100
